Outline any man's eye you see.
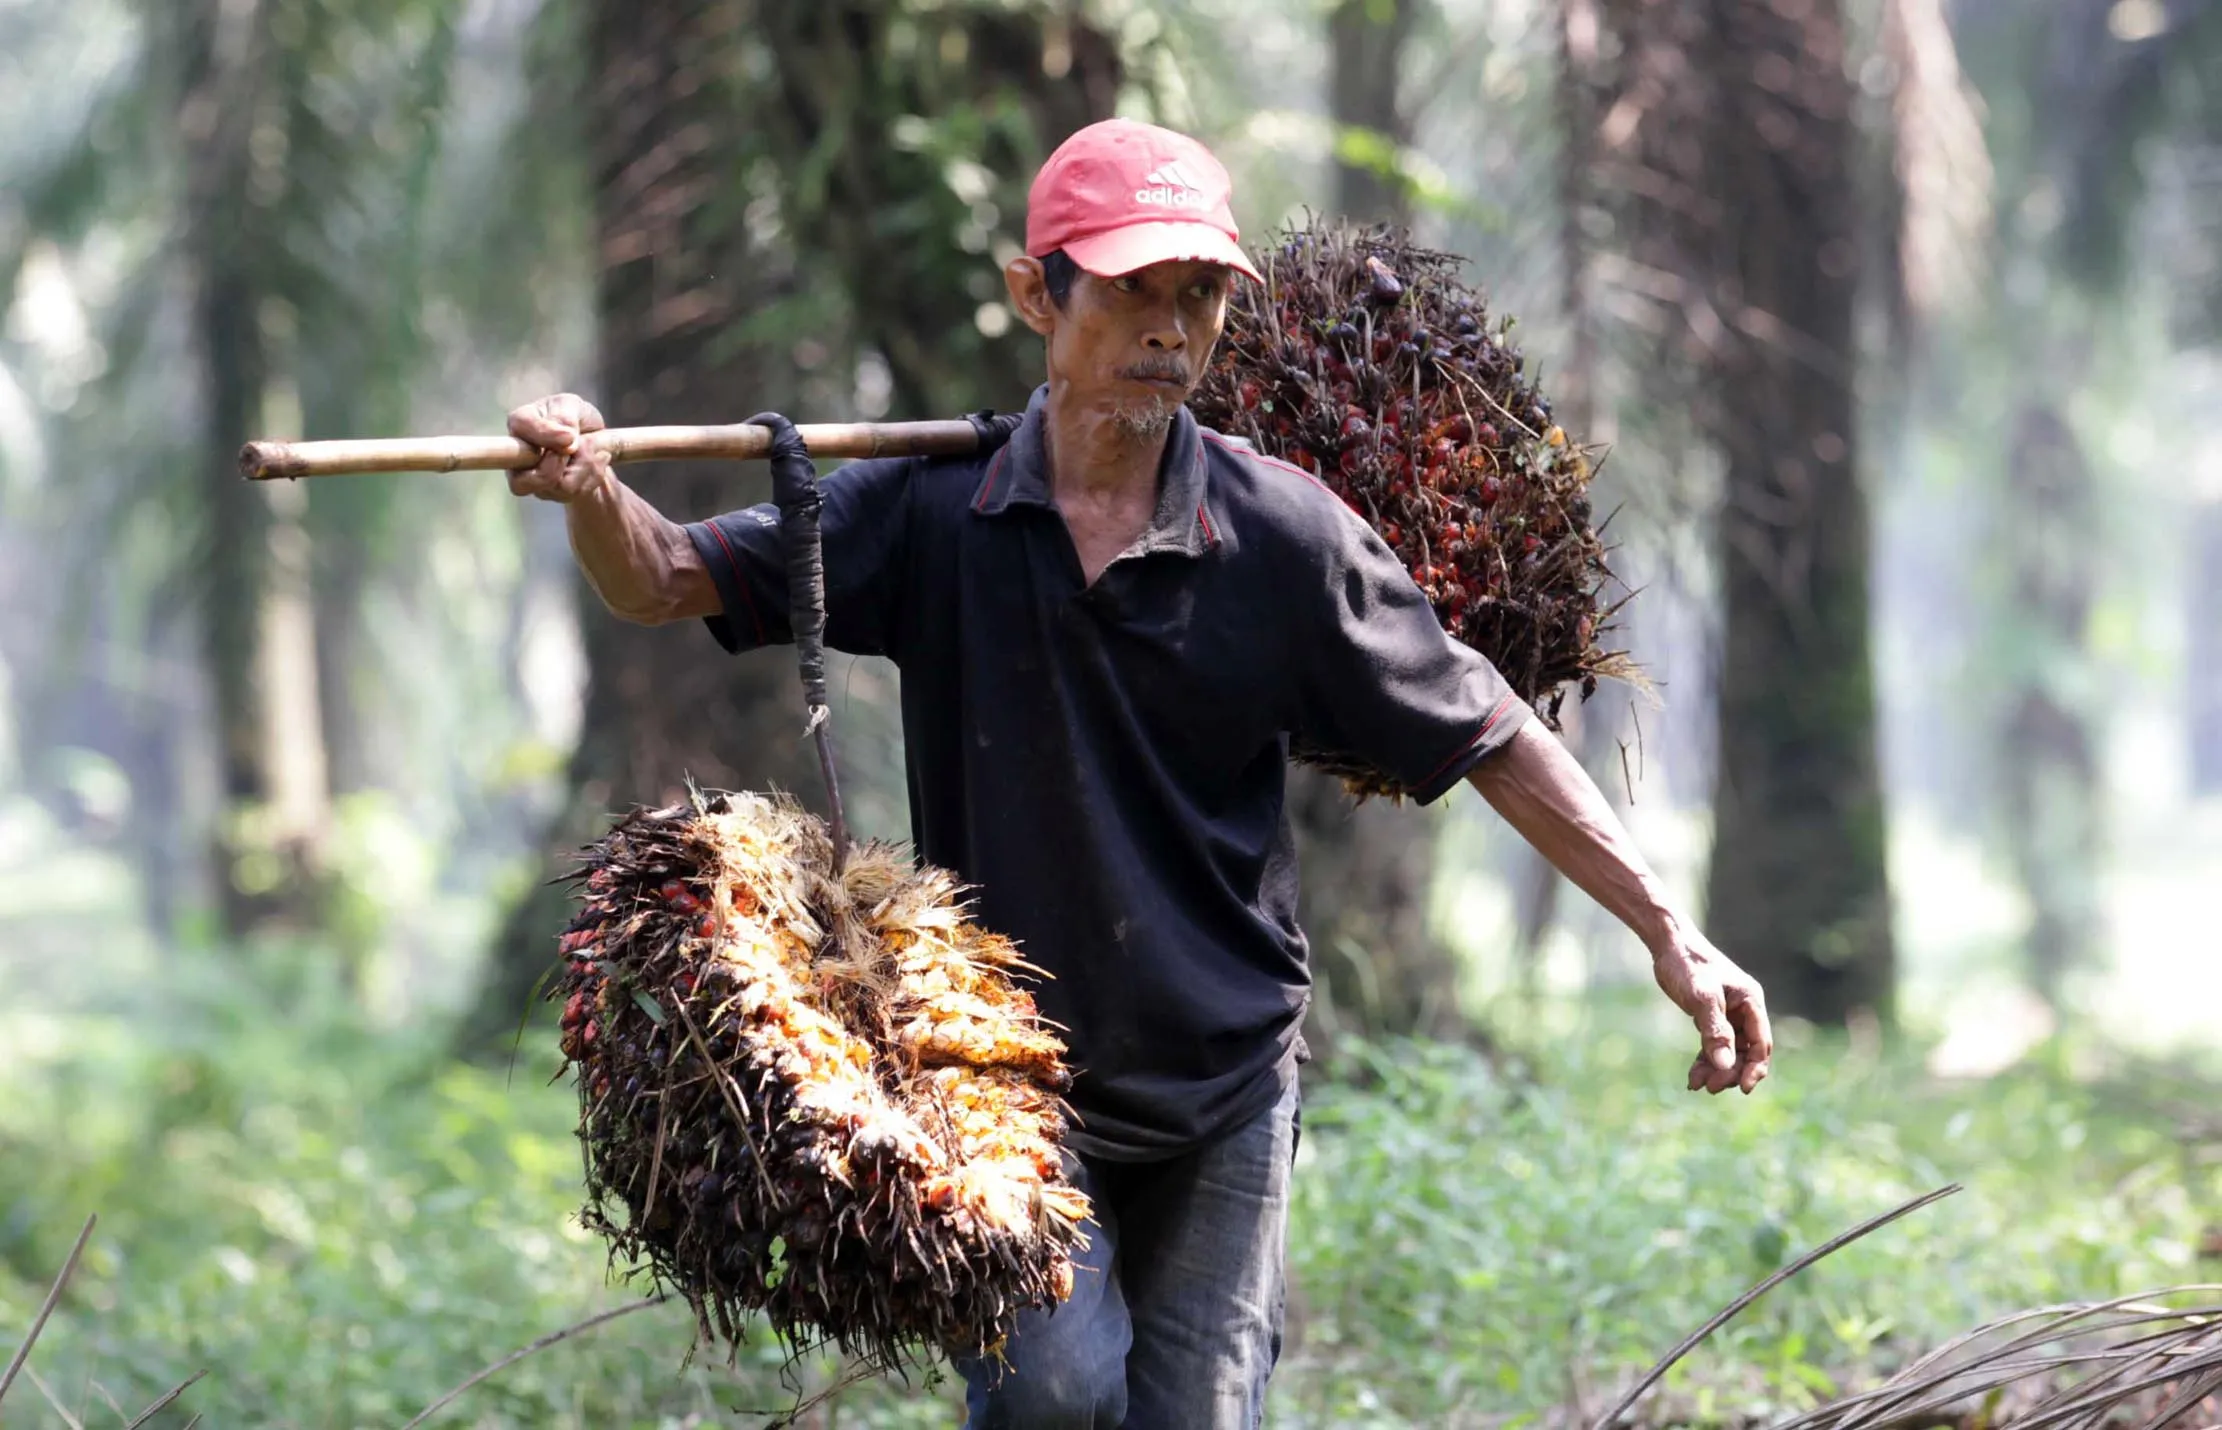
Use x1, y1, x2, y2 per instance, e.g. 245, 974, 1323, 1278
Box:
1191, 282, 1224, 299
1113, 276, 1142, 293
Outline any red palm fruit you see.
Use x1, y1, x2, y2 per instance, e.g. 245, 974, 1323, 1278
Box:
1475, 421, 1499, 447
659, 879, 687, 902
1382, 522, 1403, 546
563, 990, 587, 1026
695, 913, 718, 939
583, 1019, 599, 1047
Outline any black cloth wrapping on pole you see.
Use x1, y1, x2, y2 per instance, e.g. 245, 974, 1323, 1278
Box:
964, 409, 1025, 451
750, 410, 850, 860
751, 411, 831, 725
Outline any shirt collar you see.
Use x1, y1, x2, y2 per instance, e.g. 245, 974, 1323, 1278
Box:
972, 384, 1219, 557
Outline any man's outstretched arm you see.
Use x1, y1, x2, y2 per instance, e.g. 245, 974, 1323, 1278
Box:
507, 393, 722, 624
1466, 721, 1774, 1095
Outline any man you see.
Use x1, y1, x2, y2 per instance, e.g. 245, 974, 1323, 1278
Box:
507, 118, 1771, 1429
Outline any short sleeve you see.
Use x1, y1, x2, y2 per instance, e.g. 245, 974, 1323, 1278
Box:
680, 456, 913, 659
1291, 509, 1531, 804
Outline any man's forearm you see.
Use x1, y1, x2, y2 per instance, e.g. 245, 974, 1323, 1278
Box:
1465, 720, 1682, 953
563, 476, 704, 624
1465, 714, 1775, 1093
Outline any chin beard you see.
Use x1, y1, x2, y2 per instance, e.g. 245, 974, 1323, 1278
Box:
1109, 393, 1177, 440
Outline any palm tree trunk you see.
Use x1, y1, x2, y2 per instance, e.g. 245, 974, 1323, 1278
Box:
1996, 402, 2100, 1003
1509, 0, 1613, 988
751, 0, 1123, 419
460, 0, 824, 1052
1296, 0, 1466, 1045
1329, 0, 1422, 228
1694, 0, 1893, 1025
178, 0, 333, 941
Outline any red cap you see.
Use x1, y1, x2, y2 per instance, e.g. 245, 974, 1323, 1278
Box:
1026, 119, 1262, 283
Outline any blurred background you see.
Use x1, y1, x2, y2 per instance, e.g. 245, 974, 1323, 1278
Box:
1, 0, 2218, 1424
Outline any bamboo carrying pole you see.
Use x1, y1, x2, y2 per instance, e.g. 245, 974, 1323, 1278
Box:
237, 419, 986, 481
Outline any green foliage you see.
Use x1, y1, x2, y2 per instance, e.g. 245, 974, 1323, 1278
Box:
1273, 1028, 2215, 1426
0, 950, 958, 1427
3, 960, 2212, 1427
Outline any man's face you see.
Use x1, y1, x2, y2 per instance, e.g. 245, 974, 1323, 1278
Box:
1006, 257, 1234, 440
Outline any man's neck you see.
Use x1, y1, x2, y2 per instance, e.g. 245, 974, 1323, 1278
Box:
1040, 378, 1171, 509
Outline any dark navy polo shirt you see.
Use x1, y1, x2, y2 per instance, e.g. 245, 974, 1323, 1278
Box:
682, 386, 1528, 1160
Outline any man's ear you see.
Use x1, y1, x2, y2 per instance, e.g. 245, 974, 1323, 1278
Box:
1005, 256, 1057, 338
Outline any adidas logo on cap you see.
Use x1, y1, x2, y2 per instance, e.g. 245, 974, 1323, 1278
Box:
1136, 160, 1211, 208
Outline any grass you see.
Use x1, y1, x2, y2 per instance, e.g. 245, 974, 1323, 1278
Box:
1276, 1012, 2219, 1427
0, 954, 2214, 1428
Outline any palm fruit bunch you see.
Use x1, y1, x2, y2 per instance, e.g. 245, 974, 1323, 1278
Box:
549, 788, 1089, 1372
1189, 219, 1637, 797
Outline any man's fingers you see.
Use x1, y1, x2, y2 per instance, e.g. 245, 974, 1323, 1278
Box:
504, 450, 566, 502
510, 410, 577, 451
563, 444, 611, 500
509, 393, 602, 450
1726, 985, 1773, 1095
502, 395, 609, 503
1689, 1051, 1734, 1095
1697, 998, 1735, 1066
1689, 997, 1739, 1093
1730, 987, 1774, 1061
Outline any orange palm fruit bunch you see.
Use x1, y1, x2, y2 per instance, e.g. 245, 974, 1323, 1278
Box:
548, 790, 1087, 1373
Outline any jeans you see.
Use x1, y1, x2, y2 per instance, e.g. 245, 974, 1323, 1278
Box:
959, 1076, 1301, 1429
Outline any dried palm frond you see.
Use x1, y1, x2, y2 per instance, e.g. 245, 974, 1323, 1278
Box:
1768, 1289, 2222, 1430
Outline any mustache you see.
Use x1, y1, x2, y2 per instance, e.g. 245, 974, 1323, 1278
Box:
1120, 360, 1190, 386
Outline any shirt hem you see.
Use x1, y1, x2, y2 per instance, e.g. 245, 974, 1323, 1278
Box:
1059, 1046, 1301, 1164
